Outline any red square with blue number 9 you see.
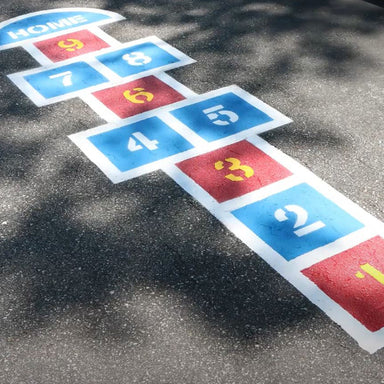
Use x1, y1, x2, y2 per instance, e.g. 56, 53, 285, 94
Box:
176, 140, 293, 203
34, 30, 110, 62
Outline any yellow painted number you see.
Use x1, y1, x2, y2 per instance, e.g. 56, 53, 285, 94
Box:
123, 88, 154, 104
214, 157, 254, 182
355, 263, 384, 285
58, 39, 84, 52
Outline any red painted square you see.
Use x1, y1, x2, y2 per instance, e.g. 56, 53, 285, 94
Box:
92, 76, 186, 119
34, 30, 110, 62
176, 140, 292, 203
302, 236, 384, 332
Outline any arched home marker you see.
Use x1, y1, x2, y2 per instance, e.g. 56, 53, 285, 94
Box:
0, 8, 124, 50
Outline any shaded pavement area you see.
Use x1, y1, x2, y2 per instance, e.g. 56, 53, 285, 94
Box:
0, 0, 383, 383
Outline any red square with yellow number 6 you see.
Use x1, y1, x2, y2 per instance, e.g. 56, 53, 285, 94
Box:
92, 75, 186, 119
176, 140, 293, 203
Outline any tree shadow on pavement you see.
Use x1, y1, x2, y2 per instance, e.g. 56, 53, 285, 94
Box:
1, 1, 384, 382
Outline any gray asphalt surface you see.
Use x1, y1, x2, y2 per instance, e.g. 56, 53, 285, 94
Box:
0, 0, 383, 383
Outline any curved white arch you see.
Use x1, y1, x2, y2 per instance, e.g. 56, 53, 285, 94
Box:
0, 8, 125, 50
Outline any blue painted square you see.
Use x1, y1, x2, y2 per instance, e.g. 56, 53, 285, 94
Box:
25, 62, 108, 99
96, 42, 180, 78
231, 183, 364, 260
169, 92, 273, 142
88, 116, 194, 172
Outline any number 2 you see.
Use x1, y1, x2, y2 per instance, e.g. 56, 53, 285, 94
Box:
274, 205, 325, 237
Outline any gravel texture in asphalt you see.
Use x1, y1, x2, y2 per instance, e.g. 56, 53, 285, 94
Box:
0, 1, 383, 383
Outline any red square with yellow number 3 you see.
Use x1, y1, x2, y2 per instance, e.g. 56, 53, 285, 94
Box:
176, 140, 293, 203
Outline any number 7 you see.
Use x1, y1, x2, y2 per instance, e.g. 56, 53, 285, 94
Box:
49, 71, 73, 87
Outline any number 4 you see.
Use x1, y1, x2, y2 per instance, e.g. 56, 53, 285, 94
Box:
128, 132, 159, 152
49, 71, 73, 87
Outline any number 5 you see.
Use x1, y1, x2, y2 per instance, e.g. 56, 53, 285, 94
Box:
203, 105, 239, 126
49, 71, 73, 87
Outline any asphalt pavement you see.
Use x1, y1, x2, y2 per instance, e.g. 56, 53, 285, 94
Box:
0, 0, 383, 383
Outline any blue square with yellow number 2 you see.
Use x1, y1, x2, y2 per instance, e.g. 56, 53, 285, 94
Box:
231, 183, 364, 261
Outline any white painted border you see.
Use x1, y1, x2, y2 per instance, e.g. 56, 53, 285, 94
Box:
0, 8, 125, 51
162, 134, 384, 353
87, 25, 122, 47
8, 36, 196, 106
23, 42, 54, 66
69, 85, 292, 183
